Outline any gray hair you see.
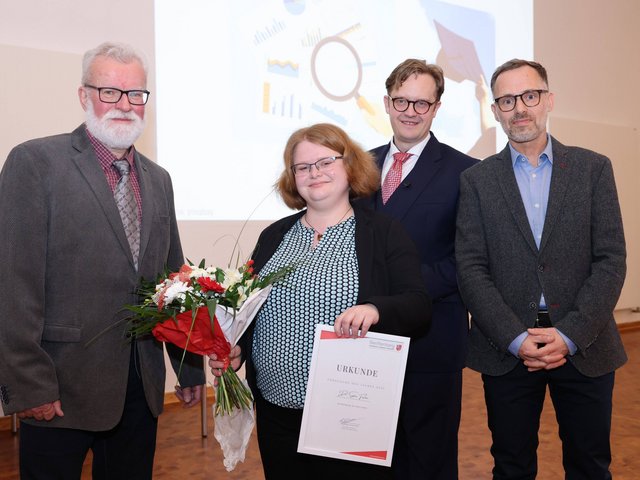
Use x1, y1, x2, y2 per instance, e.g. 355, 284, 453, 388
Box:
81, 42, 148, 85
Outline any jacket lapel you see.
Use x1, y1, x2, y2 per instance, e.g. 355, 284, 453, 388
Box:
539, 137, 571, 253
353, 204, 374, 301
370, 144, 390, 210
69, 125, 136, 268
253, 211, 304, 272
136, 154, 154, 268
375, 135, 444, 220
495, 145, 539, 254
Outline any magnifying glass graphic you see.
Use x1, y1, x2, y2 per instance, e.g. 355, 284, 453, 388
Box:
310, 36, 375, 115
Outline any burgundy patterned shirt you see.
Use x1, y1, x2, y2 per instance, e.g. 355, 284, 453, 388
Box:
85, 126, 143, 220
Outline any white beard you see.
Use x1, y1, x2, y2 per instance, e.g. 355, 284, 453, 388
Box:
84, 101, 146, 150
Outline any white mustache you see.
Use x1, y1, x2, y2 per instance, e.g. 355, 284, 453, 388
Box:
104, 110, 140, 121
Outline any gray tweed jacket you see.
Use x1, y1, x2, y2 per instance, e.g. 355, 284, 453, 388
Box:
455, 136, 627, 377
0, 125, 204, 430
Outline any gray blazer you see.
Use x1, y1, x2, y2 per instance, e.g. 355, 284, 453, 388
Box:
0, 125, 204, 430
455, 136, 627, 377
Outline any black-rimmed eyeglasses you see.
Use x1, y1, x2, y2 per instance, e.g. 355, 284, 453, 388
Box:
291, 156, 343, 176
494, 89, 548, 112
84, 85, 150, 105
388, 96, 436, 115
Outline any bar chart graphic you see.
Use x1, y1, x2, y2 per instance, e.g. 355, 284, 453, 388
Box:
263, 82, 302, 119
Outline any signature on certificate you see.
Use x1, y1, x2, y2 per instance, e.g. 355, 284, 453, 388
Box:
337, 390, 370, 402
339, 417, 362, 428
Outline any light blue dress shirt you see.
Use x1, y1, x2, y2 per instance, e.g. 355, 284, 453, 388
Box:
507, 136, 577, 356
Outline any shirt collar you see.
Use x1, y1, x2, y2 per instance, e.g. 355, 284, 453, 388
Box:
391, 133, 431, 157
85, 125, 136, 170
509, 134, 554, 167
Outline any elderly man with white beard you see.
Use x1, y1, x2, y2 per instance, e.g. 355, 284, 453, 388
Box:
0, 42, 204, 480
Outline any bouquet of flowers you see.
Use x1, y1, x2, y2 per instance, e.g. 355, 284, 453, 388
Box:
126, 258, 290, 470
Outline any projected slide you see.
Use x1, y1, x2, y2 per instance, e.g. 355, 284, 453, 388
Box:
155, 0, 532, 220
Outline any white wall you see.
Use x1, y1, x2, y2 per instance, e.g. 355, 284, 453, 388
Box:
535, 0, 640, 311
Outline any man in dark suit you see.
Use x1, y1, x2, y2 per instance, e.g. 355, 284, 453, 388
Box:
0, 42, 204, 479
365, 59, 478, 479
456, 59, 627, 479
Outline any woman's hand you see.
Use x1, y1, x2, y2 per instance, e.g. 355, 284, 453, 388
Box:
208, 345, 241, 378
334, 304, 379, 338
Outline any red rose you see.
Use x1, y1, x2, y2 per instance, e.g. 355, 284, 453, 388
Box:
152, 307, 231, 362
197, 277, 225, 293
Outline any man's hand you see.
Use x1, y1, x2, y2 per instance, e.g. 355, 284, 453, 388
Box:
174, 385, 203, 408
519, 328, 569, 371
17, 400, 64, 421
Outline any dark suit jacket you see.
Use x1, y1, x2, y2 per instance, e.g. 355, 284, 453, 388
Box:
240, 202, 432, 394
0, 125, 204, 430
456, 137, 627, 377
364, 134, 478, 372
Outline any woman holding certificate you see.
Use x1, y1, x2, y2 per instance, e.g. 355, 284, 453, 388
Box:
219, 123, 431, 479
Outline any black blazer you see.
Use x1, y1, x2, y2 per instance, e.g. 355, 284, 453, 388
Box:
240, 202, 431, 394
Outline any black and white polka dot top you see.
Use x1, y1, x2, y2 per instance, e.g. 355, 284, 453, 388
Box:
252, 216, 358, 409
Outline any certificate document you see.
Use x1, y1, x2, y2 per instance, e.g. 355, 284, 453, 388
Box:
297, 325, 410, 466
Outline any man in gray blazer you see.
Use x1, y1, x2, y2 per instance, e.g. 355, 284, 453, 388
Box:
0, 42, 204, 479
456, 59, 627, 479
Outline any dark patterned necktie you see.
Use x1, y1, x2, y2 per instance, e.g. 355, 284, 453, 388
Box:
381, 152, 412, 204
113, 160, 140, 269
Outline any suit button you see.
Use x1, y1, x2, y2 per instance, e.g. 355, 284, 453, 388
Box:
538, 264, 545, 272
529, 302, 537, 310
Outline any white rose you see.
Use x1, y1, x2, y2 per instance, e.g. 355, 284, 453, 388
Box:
221, 268, 243, 289
189, 267, 208, 279
236, 286, 248, 307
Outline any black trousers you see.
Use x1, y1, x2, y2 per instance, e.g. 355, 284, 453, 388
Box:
255, 391, 393, 480
483, 361, 615, 480
392, 370, 463, 480
19, 346, 158, 480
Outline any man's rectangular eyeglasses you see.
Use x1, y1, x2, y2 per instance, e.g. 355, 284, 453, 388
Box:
291, 156, 343, 176
388, 96, 435, 115
84, 85, 150, 105
494, 89, 548, 112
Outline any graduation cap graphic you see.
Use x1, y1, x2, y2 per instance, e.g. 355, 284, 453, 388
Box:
434, 20, 484, 83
